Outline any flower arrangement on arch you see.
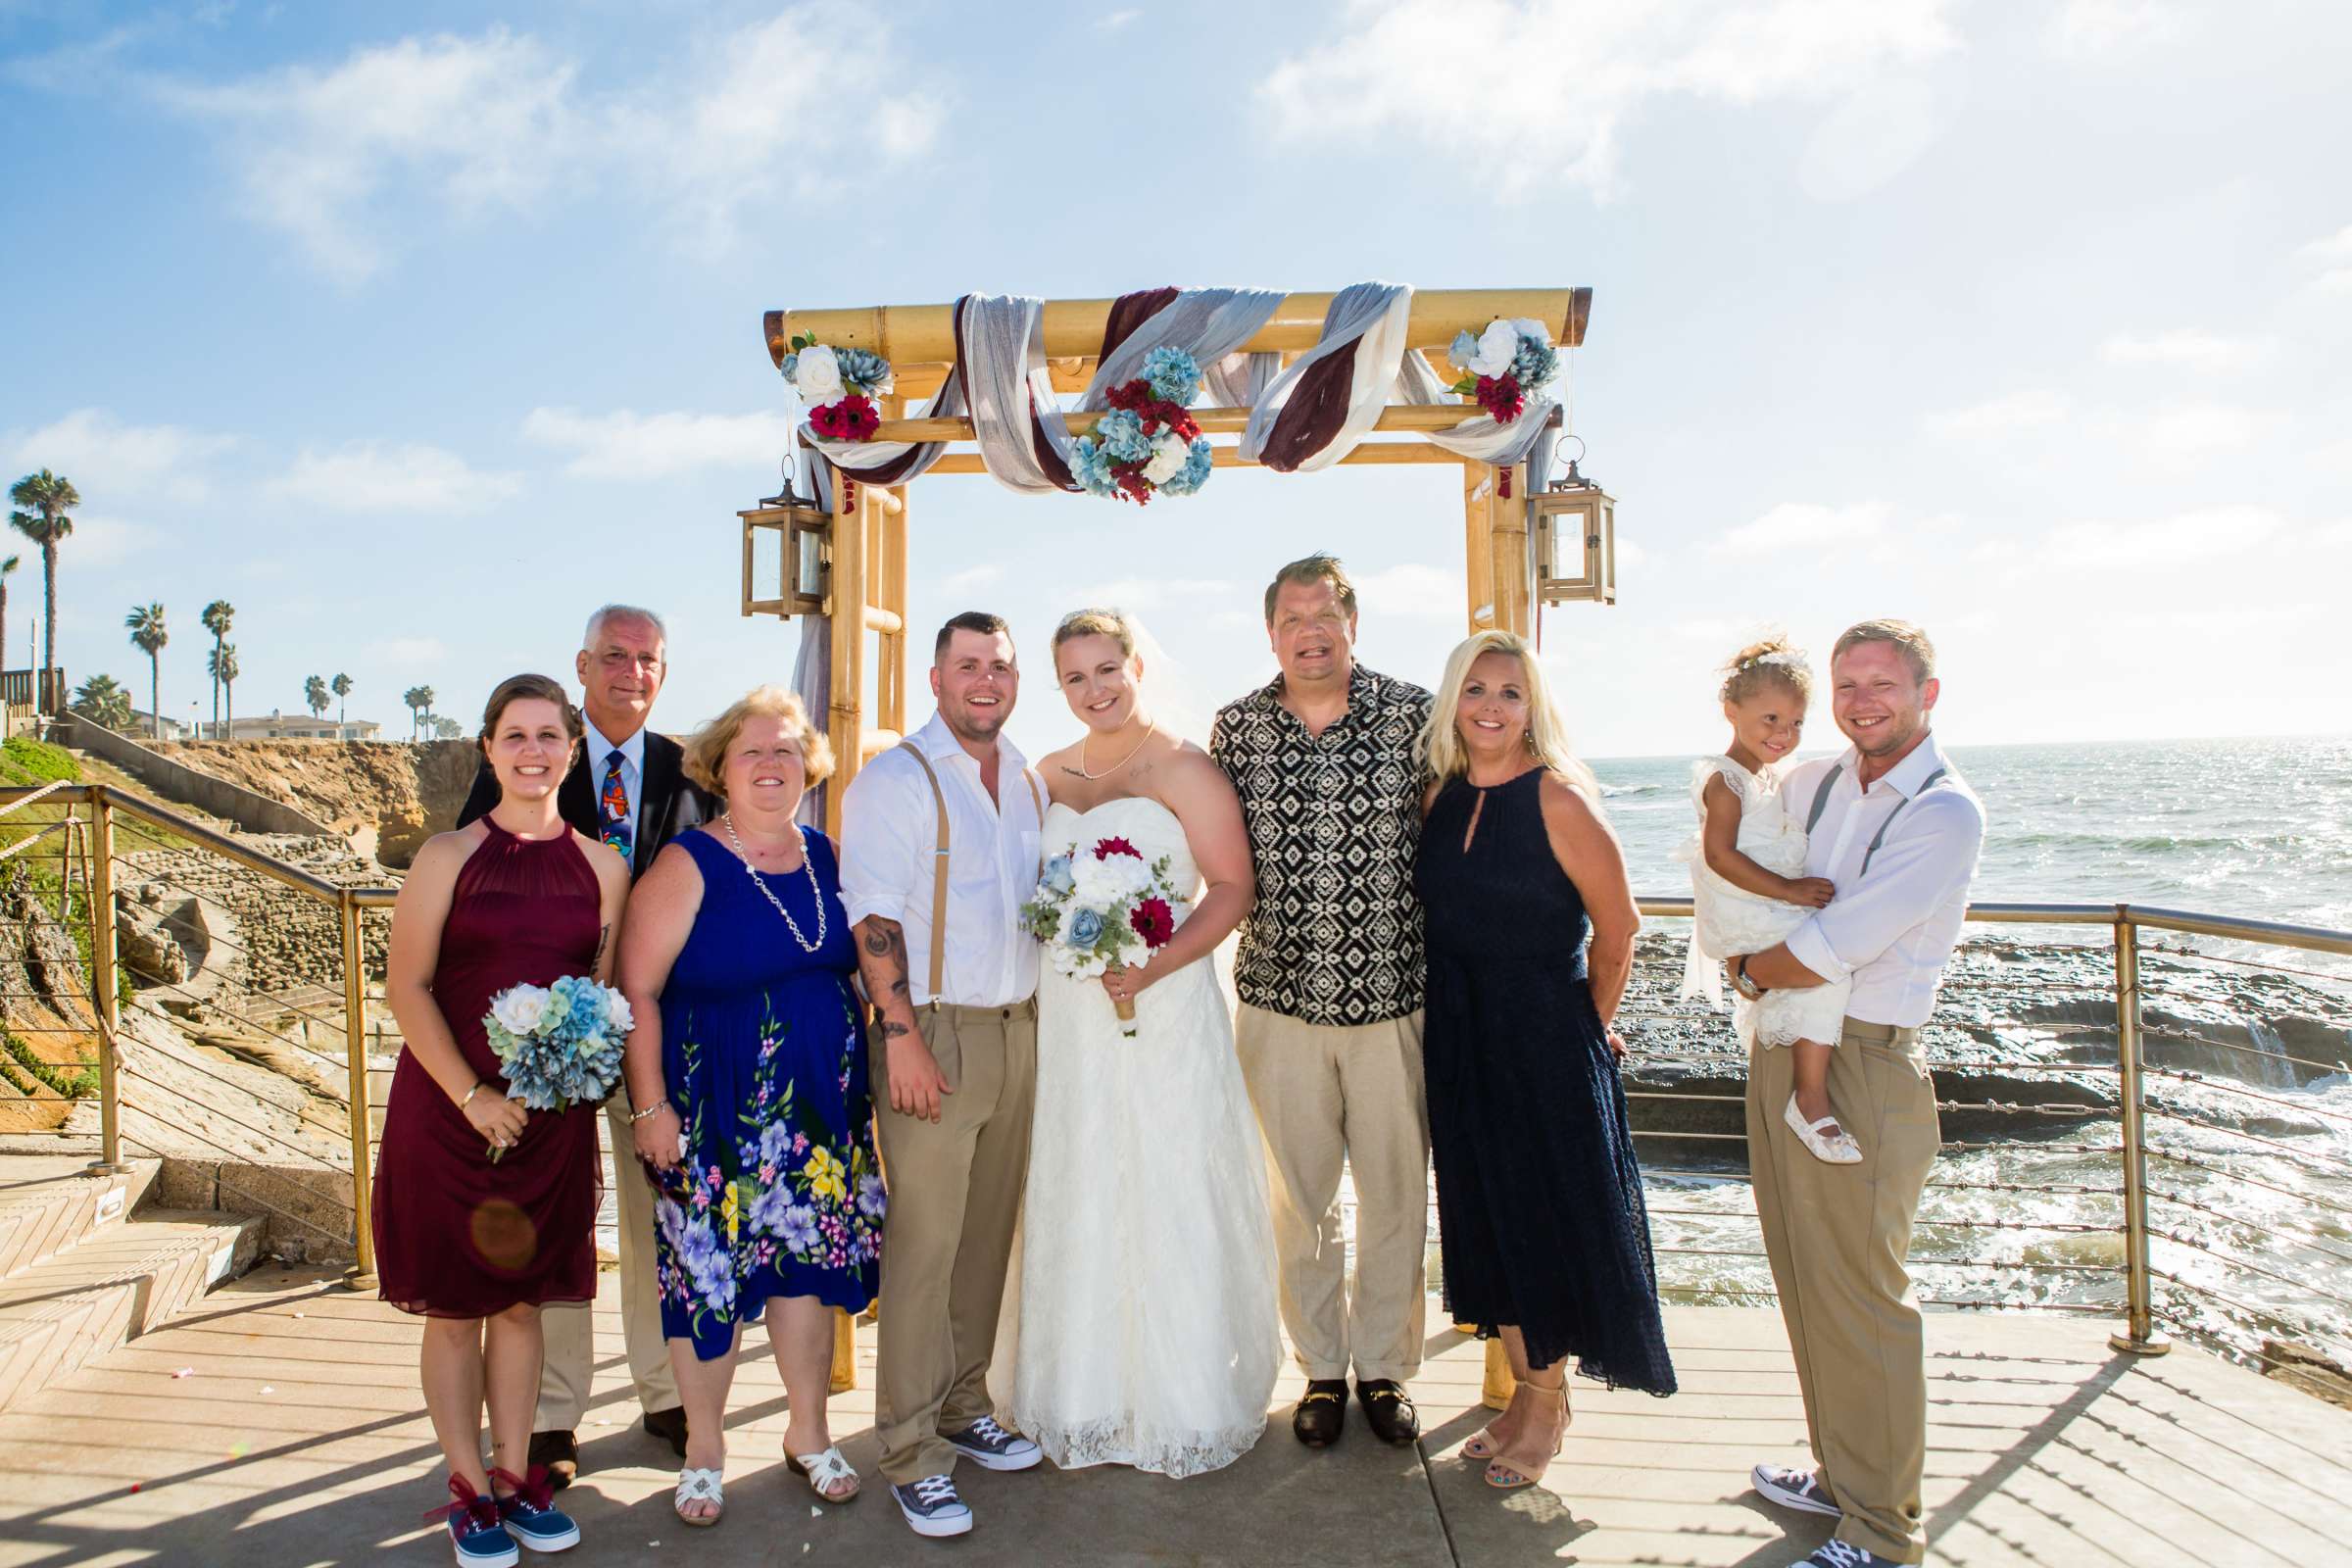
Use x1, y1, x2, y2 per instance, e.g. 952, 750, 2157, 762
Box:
480, 974, 633, 1161
1020, 833, 1188, 1036
1446, 318, 1560, 425
1070, 347, 1215, 505
781, 331, 895, 441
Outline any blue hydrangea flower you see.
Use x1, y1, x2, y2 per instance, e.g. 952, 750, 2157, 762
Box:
1141, 346, 1200, 406
1160, 436, 1214, 498
1070, 437, 1118, 497
1069, 907, 1104, 946
1044, 854, 1076, 895
1095, 408, 1152, 464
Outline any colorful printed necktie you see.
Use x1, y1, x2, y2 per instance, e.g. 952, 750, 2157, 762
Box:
600, 749, 633, 865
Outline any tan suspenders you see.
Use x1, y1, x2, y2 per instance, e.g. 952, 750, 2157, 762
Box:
891, 743, 1045, 1004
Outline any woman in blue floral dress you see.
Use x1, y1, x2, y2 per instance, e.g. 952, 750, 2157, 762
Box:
620, 687, 881, 1524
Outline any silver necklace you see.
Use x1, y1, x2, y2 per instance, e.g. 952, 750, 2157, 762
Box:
720, 813, 827, 954
1064, 719, 1156, 781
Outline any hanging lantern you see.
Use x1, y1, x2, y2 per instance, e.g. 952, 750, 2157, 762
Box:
739, 485, 830, 618
1532, 454, 1616, 607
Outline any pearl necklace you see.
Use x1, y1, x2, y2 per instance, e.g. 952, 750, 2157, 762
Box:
720, 813, 826, 954
1065, 719, 1156, 782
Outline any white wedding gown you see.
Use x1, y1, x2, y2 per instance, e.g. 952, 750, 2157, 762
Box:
991, 796, 1281, 1477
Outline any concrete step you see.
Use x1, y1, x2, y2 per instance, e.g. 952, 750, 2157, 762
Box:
0, 1207, 263, 1411
0, 1155, 161, 1280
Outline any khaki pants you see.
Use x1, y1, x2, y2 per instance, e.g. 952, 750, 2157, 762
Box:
537, 1093, 678, 1430
870, 1002, 1037, 1484
1234, 1004, 1429, 1383
1748, 1017, 1940, 1565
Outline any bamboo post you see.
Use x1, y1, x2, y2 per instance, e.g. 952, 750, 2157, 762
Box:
85, 788, 130, 1174
824, 476, 867, 838
1462, 465, 1495, 632
1490, 460, 1533, 636
341, 893, 379, 1290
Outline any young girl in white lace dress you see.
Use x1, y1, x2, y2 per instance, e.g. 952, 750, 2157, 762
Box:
1673, 637, 1860, 1163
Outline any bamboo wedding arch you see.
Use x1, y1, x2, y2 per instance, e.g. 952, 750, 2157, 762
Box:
739, 286, 1612, 836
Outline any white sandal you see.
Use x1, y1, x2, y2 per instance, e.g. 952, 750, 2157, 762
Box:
788, 1445, 860, 1503
1785, 1094, 1863, 1164
674, 1466, 724, 1526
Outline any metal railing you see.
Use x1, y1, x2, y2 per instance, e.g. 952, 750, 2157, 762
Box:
10, 782, 2348, 1377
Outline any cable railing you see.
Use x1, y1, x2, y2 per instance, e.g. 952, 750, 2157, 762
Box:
8, 784, 2348, 1383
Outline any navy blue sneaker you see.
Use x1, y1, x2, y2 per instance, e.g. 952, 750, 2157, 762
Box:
490, 1467, 580, 1554
892, 1474, 974, 1538
435, 1475, 519, 1568
944, 1415, 1043, 1472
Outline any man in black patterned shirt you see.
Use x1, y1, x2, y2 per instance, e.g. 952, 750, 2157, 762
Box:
1210, 554, 1434, 1450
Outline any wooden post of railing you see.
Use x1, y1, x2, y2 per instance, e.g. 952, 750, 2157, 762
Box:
2109, 909, 2170, 1355
85, 788, 130, 1174
341, 892, 379, 1290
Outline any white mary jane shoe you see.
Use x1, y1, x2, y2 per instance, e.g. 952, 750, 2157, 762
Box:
673, 1466, 724, 1527
1785, 1094, 1864, 1164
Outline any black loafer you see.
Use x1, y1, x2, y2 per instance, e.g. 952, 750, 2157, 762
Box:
642, 1406, 689, 1457
526, 1429, 578, 1490
1294, 1379, 1348, 1447
1355, 1379, 1420, 1446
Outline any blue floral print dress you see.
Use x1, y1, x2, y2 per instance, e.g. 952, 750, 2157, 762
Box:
650, 827, 882, 1358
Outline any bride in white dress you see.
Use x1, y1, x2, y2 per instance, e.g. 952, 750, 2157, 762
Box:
990, 609, 1281, 1478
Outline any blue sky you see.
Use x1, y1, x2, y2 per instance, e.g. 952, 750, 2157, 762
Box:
3, 0, 2346, 760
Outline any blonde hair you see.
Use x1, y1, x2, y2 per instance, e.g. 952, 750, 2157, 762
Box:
682, 685, 834, 796
1053, 608, 1139, 662
1719, 632, 1813, 706
1833, 617, 1936, 685
1418, 630, 1600, 799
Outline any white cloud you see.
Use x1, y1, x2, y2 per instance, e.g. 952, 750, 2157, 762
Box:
267, 442, 521, 513
155, 14, 941, 279
520, 408, 793, 480
2044, 0, 2185, 56
2100, 328, 2272, 371
1258, 0, 1957, 194
1069, 577, 1240, 614
1922, 389, 2071, 440
1797, 76, 1940, 203
938, 564, 1004, 597
1, 408, 235, 503
44, 513, 162, 569
1095, 9, 1142, 30
2295, 224, 2352, 295
1351, 564, 1462, 619
2039, 504, 2282, 570
1712, 501, 1887, 559
365, 635, 450, 665
2112, 402, 2282, 466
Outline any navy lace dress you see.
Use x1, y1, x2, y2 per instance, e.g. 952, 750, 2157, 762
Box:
1416, 768, 1677, 1394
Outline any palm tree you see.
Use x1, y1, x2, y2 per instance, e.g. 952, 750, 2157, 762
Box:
200, 600, 234, 737
331, 672, 353, 733
402, 684, 437, 741
72, 673, 134, 731
125, 603, 168, 739
8, 469, 78, 712
304, 673, 329, 720
214, 643, 239, 733
0, 555, 18, 681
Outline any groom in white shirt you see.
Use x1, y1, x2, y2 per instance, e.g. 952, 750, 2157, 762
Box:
840, 612, 1049, 1541
1727, 619, 1984, 1568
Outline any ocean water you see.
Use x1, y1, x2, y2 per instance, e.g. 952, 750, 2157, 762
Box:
1599, 732, 2352, 935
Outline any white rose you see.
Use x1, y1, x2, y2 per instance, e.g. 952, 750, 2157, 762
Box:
604, 993, 634, 1035
792, 344, 844, 402
1072, 856, 1126, 904
1141, 431, 1189, 486
491, 985, 548, 1036
1509, 318, 1550, 347
1469, 319, 1519, 378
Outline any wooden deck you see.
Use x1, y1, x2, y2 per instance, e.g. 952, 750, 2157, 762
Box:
0, 1267, 2345, 1567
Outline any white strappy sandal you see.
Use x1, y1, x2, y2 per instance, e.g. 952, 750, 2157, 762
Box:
674, 1466, 724, 1526
1785, 1095, 1864, 1164
787, 1445, 860, 1503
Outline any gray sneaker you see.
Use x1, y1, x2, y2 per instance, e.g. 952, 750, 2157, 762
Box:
1751, 1462, 1840, 1517
1794, 1542, 1900, 1568
892, 1475, 973, 1538
945, 1415, 1043, 1472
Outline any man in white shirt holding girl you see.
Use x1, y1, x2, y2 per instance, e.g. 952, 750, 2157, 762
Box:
839, 611, 1050, 1541
1726, 618, 1985, 1568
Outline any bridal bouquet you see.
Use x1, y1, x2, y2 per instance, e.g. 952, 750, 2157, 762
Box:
781, 331, 895, 442
480, 975, 633, 1160
1069, 347, 1215, 506
1020, 834, 1187, 1037
1446, 318, 1559, 424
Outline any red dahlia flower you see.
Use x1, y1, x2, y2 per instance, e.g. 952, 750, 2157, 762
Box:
1129, 897, 1175, 948
1475, 374, 1525, 423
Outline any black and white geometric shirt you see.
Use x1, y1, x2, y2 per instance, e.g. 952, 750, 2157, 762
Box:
1210, 665, 1434, 1027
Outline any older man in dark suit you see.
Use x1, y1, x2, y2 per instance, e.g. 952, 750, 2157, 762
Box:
457, 603, 711, 1484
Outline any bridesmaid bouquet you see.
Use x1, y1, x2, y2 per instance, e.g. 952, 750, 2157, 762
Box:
479, 975, 634, 1161
1021, 835, 1186, 1038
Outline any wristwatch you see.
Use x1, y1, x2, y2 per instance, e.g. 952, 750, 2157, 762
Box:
1731, 956, 1767, 1002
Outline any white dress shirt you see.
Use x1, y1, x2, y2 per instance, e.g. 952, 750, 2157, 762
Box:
583, 717, 647, 866
838, 712, 1044, 1008
1780, 732, 1984, 1028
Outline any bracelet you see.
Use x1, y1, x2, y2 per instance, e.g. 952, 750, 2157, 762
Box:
628, 1099, 671, 1124
461, 1081, 484, 1108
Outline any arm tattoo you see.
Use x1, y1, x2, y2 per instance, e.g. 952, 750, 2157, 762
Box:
882, 1020, 910, 1038
594, 922, 612, 967
863, 927, 893, 956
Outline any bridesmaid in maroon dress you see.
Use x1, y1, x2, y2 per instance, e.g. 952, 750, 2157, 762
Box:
375, 673, 631, 1564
